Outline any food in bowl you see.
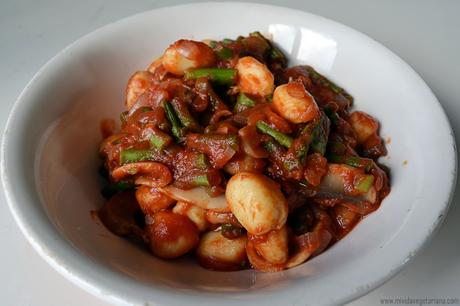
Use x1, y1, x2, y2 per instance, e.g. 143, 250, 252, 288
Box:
97, 32, 390, 272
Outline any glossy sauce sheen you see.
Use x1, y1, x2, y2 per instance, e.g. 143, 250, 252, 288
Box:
97, 32, 390, 272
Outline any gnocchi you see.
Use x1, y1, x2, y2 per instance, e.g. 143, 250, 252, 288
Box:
196, 231, 247, 271
125, 71, 155, 110
145, 211, 199, 259
272, 82, 320, 124
349, 111, 379, 144
135, 186, 175, 215
98, 32, 390, 273
162, 39, 216, 76
226, 172, 288, 235
236, 56, 274, 97
252, 226, 289, 264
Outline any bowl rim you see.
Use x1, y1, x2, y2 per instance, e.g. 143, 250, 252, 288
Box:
1, 2, 457, 306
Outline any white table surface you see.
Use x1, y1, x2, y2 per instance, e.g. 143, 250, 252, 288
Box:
1, 0, 459, 305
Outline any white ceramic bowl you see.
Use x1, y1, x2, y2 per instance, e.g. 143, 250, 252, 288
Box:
1, 2, 456, 306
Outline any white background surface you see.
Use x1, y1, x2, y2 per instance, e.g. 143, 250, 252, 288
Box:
1, 0, 459, 305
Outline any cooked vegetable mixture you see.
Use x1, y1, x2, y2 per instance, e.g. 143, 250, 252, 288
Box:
98, 32, 390, 272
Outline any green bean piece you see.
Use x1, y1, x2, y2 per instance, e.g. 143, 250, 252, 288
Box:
256, 121, 293, 148
184, 68, 237, 86
170, 99, 201, 132
216, 47, 233, 60
164, 101, 183, 139
194, 153, 209, 170
222, 38, 234, 45
345, 156, 374, 172
149, 128, 172, 151
263, 140, 302, 173
292, 135, 311, 163
120, 148, 157, 164
192, 174, 210, 187
325, 110, 340, 126
234, 93, 256, 112
208, 40, 218, 48
302, 112, 330, 156
306, 66, 345, 94
270, 47, 284, 61
311, 118, 330, 155
328, 154, 373, 172
354, 175, 375, 193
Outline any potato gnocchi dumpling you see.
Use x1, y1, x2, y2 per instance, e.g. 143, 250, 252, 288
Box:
145, 211, 199, 259
226, 172, 287, 235
251, 226, 289, 264
162, 40, 216, 76
236, 56, 274, 97
272, 82, 320, 124
196, 231, 247, 271
98, 31, 390, 272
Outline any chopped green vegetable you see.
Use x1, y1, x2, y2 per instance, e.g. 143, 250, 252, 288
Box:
149, 129, 172, 151
266, 94, 273, 103
170, 99, 201, 132
192, 174, 210, 187
293, 137, 310, 163
354, 175, 375, 193
328, 154, 373, 172
270, 47, 284, 61
184, 68, 236, 85
216, 47, 233, 60
309, 113, 330, 155
238, 93, 255, 107
256, 121, 293, 148
120, 148, 157, 164
306, 66, 344, 94
324, 109, 340, 126
233, 93, 255, 112
327, 140, 348, 156
222, 38, 234, 45
299, 112, 330, 156
345, 156, 374, 172
194, 153, 209, 170
164, 101, 183, 139
263, 140, 302, 173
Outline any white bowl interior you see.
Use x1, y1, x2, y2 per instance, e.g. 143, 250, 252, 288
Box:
3, 3, 456, 306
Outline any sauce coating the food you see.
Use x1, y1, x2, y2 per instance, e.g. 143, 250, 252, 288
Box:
98, 32, 390, 272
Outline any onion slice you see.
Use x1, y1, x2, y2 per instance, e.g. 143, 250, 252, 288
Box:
319, 164, 376, 203
159, 186, 230, 212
